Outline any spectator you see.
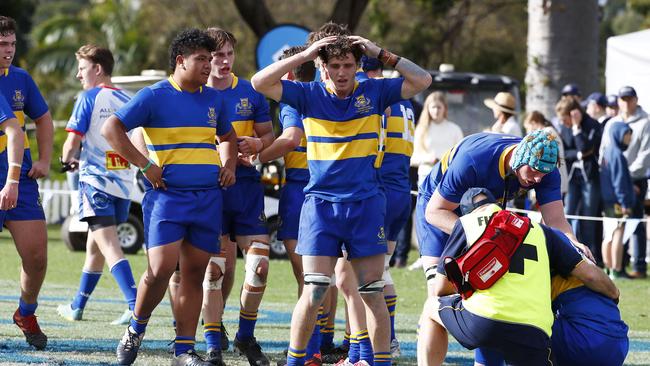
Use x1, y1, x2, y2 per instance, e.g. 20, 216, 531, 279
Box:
411, 91, 463, 185
601, 86, 650, 279
606, 94, 619, 120
484, 92, 522, 137
561, 83, 582, 101
584, 92, 608, 123
600, 122, 635, 279
523, 111, 569, 196
556, 97, 602, 262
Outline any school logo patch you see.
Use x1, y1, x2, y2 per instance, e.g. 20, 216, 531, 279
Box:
354, 95, 372, 114
377, 226, 386, 244
207, 107, 217, 127
12, 90, 24, 109
236, 98, 254, 117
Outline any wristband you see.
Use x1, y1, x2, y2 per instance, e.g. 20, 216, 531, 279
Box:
378, 48, 400, 68
9, 162, 21, 168
6, 179, 19, 184
140, 160, 153, 173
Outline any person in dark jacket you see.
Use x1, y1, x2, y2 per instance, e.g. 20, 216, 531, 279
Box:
600, 122, 635, 279
555, 97, 603, 263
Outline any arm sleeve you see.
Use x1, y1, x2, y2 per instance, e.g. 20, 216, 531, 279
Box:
280, 104, 304, 130
65, 91, 95, 135
23, 73, 49, 120
437, 220, 468, 276
534, 169, 562, 205
216, 97, 233, 137
628, 119, 650, 179
377, 78, 405, 111
280, 80, 309, 115
0, 96, 15, 125
114, 88, 154, 130
253, 90, 271, 123
542, 225, 585, 276
611, 154, 636, 209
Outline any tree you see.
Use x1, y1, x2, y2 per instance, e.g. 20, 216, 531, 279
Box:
525, 0, 600, 117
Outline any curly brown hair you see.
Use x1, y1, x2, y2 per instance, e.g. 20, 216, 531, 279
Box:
317, 36, 362, 64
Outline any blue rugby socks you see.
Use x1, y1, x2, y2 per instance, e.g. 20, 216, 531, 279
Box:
110, 259, 137, 310
204, 322, 222, 351
18, 298, 38, 317
71, 270, 102, 310
237, 309, 258, 341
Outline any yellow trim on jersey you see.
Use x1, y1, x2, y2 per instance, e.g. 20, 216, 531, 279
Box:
498, 144, 518, 178
551, 274, 584, 301
307, 138, 377, 161
143, 127, 217, 146
231, 74, 239, 89
167, 76, 202, 93
2, 68, 7, 76
302, 115, 381, 139
325, 81, 359, 95
385, 138, 413, 156
150, 148, 220, 166
386, 115, 407, 133
284, 151, 308, 169
440, 145, 458, 173
0, 110, 30, 152
232, 120, 254, 137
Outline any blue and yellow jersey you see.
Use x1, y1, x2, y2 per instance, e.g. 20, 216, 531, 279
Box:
218, 75, 271, 179
419, 133, 561, 205
0, 95, 15, 125
381, 100, 415, 192
115, 77, 231, 190
0, 65, 49, 181
279, 103, 308, 183
440, 204, 584, 336
551, 276, 628, 338
281, 77, 404, 202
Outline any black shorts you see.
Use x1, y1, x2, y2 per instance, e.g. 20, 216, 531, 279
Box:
438, 295, 554, 366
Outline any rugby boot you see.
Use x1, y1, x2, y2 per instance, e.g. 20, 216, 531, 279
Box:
234, 336, 270, 366
56, 303, 83, 321
172, 349, 212, 366
390, 338, 401, 358
13, 308, 47, 350
205, 348, 226, 366
111, 309, 133, 325
116, 326, 144, 365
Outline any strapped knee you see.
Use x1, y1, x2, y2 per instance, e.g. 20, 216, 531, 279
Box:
304, 272, 332, 290
244, 241, 270, 294
425, 264, 438, 286
358, 279, 385, 294
203, 256, 226, 291
382, 254, 393, 286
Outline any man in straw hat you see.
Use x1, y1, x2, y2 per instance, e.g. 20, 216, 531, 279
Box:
485, 92, 522, 136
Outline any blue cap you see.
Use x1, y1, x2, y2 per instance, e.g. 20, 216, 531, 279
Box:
460, 188, 497, 215
586, 92, 607, 107
511, 130, 559, 174
361, 55, 382, 72
618, 86, 637, 98
606, 94, 618, 108
561, 83, 581, 96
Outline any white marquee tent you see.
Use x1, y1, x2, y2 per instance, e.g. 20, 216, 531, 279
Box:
606, 28, 650, 108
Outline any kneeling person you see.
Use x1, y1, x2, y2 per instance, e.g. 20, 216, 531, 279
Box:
416, 188, 619, 366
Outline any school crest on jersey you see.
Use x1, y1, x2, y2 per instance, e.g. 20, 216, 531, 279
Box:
207, 107, 217, 127
236, 98, 254, 117
354, 95, 372, 114
377, 226, 386, 245
12, 90, 25, 109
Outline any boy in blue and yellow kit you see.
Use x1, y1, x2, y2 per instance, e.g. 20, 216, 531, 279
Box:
252, 34, 431, 366
200, 27, 274, 366
0, 15, 53, 350
102, 29, 237, 366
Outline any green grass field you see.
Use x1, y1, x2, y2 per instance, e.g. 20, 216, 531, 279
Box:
0, 226, 648, 365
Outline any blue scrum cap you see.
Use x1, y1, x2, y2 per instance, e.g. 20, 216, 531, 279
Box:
460, 188, 497, 215
361, 55, 382, 72
511, 130, 559, 174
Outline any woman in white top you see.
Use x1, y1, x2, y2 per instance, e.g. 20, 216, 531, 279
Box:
411, 91, 464, 185
523, 110, 569, 195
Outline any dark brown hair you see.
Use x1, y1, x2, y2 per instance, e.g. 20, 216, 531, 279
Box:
318, 36, 362, 64
280, 46, 315, 82
0, 16, 17, 36
206, 27, 237, 50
